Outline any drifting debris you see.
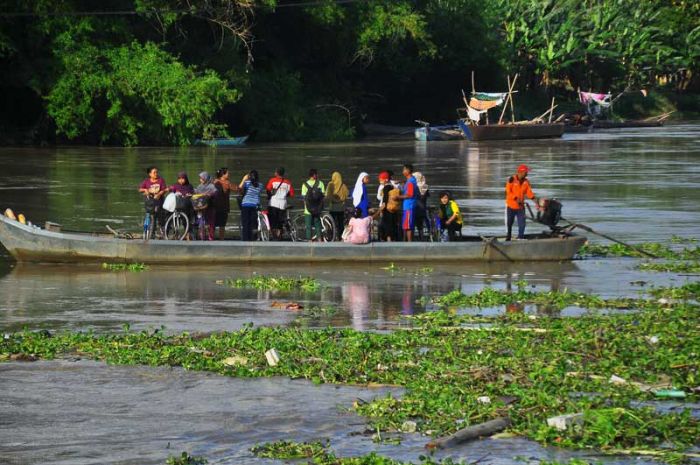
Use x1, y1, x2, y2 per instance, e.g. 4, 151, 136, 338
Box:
476, 396, 491, 405
426, 417, 511, 449
265, 349, 280, 366
222, 355, 248, 367
546, 413, 584, 431
401, 421, 417, 433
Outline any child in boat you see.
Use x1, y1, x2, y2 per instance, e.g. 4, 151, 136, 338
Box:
438, 191, 463, 241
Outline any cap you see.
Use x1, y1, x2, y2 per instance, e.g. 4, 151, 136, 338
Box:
517, 164, 530, 173
378, 171, 390, 181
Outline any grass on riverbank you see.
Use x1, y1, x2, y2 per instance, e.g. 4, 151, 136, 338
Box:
2, 282, 699, 462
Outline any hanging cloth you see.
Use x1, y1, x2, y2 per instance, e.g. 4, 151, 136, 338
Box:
469, 97, 502, 111
579, 91, 612, 107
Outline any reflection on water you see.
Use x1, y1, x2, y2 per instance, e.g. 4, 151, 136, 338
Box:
0, 259, 693, 334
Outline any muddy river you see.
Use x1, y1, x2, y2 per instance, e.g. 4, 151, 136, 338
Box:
0, 125, 698, 464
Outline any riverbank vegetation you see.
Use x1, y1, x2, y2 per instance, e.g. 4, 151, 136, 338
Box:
3, 281, 698, 463
1, 1, 698, 145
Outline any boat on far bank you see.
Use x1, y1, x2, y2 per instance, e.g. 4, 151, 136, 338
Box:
0, 214, 586, 265
193, 135, 249, 147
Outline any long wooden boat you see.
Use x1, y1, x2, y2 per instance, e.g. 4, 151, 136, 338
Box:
414, 125, 463, 141
591, 120, 664, 129
0, 215, 586, 264
193, 135, 249, 147
458, 121, 564, 141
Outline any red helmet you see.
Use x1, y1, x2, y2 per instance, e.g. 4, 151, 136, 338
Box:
378, 171, 390, 181
517, 164, 530, 173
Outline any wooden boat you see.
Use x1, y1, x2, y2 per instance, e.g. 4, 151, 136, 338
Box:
193, 135, 249, 147
591, 120, 664, 129
458, 121, 565, 141
414, 125, 463, 141
0, 215, 586, 264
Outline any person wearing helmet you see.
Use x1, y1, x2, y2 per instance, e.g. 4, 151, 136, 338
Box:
505, 164, 537, 240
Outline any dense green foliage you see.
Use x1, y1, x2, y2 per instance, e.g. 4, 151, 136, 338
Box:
0, 0, 698, 144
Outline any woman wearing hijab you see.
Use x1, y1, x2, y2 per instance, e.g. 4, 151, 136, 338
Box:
413, 171, 430, 241
352, 172, 370, 218
238, 169, 262, 241
194, 171, 218, 241
326, 171, 349, 240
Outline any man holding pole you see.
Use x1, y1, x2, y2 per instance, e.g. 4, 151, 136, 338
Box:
505, 164, 537, 241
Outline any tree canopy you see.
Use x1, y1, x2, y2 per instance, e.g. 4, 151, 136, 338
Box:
0, 0, 698, 145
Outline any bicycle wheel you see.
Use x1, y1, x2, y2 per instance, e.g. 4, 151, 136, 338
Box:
286, 219, 299, 242
164, 212, 189, 240
143, 213, 155, 241
320, 214, 336, 242
291, 214, 308, 242
257, 212, 271, 242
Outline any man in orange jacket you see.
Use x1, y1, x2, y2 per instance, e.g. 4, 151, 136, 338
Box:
505, 164, 537, 240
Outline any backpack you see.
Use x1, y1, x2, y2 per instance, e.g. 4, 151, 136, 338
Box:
304, 180, 324, 215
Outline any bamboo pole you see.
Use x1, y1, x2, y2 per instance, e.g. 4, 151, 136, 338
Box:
548, 97, 555, 123
498, 74, 517, 124
509, 74, 518, 122
471, 71, 475, 95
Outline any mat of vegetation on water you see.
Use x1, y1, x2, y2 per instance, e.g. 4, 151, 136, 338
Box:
2, 281, 699, 463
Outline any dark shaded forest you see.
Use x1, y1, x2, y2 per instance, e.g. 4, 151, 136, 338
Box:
1, 0, 698, 145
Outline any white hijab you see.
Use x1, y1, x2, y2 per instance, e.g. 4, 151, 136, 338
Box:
352, 172, 369, 207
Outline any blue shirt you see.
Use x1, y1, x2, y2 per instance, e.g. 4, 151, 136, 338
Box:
402, 176, 418, 210
241, 180, 262, 208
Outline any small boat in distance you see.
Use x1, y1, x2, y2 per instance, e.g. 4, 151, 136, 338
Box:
414, 120, 462, 141
193, 135, 249, 147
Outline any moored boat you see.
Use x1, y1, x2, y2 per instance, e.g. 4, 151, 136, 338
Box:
414, 124, 463, 141
0, 214, 586, 264
193, 135, 249, 147
458, 121, 565, 141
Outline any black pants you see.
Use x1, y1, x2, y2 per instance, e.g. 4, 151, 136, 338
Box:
506, 207, 526, 240
330, 211, 345, 240
442, 221, 461, 241
379, 211, 398, 241
240, 206, 258, 241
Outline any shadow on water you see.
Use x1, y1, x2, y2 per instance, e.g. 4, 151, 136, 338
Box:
0, 360, 662, 465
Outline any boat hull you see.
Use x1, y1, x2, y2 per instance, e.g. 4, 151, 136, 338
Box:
193, 136, 249, 146
458, 121, 565, 141
591, 120, 663, 129
414, 126, 463, 141
0, 216, 586, 264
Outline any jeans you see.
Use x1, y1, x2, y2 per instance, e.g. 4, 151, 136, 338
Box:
240, 206, 257, 241
506, 207, 526, 240
305, 214, 322, 241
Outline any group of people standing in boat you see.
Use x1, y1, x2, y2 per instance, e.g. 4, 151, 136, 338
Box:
139, 162, 536, 243
138, 163, 471, 243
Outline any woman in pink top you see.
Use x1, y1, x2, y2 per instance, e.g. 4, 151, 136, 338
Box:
343, 208, 379, 244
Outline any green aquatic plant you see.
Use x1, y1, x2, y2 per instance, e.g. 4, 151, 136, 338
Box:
637, 261, 700, 274
223, 276, 320, 292
251, 440, 329, 459
578, 242, 700, 260
102, 263, 149, 272
2, 284, 699, 460
165, 452, 207, 465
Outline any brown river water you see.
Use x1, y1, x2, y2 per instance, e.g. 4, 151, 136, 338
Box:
0, 125, 698, 464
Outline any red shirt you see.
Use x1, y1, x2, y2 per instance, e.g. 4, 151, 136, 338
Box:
140, 177, 167, 196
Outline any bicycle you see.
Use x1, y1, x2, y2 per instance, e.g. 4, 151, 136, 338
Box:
142, 195, 160, 241
291, 211, 336, 242
416, 207, 441, 242
256, 209, 271, 241
191, 194, 210, 241
163, 194, 190, 241
258, 207, 298, 242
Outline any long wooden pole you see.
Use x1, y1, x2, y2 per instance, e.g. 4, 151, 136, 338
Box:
509, 73, 518, 122
471, 70, 475, 95
548, 97, 555, 123
498, 75, 517, 124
